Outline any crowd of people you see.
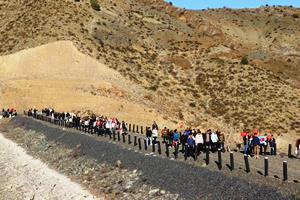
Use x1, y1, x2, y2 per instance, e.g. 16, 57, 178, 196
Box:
25, 107, 300, 159
1, 108, 17, 118
240, 130, 276, 159
147, 123, 226, 159
27, 108, 128, 136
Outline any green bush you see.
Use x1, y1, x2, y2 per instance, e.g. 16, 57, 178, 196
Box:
90, 0, 100, 11
240, 55, 249, 65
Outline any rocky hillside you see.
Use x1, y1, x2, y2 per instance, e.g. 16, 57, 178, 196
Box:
0, 0, 299, 148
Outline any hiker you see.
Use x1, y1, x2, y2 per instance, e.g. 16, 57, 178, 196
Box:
161, 127, 169, 144
204, 129, 211, 151
172, 129, 180, 148
152, 127, 158, 145
251, 133, 260, 159
269, 136, 276, 156
186, 133, 195, 160
295, 138, 300, 158
211, 131, 218, 152
195, 129, 204, 155
218, 131, 225, 152
146, 127, 152, 146
152, 121, 158, 131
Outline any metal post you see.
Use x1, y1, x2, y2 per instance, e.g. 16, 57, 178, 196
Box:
283, 161, 288, 181
141, 126, 143, 134
136, 125, 139, 133
128, 135, 131, 144
230, 152, 234, 171
133, 124, 135, 133
206, 149, 209, 165
244, 154, 250, 173
129, 124, 131, 132
184, 144, 188, 161
158, 141, 161, 154
113, 131, 116, 141
264, 157, 269, 176
117, 132, 121, 141
144, 139, 147, 150
152, 141, 155, 152
288, 144, 292, 158
175, 143, 179, 159
218, 149, 222, 170
134, 136, 137, 146
122, 134, 126, 143
138, 138, 142, 150
165, 143, 169, 157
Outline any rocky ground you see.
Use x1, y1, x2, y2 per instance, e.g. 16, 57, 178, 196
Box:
0, 116, 299, 200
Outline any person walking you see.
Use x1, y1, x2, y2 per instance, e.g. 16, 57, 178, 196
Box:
146, 127, 152, 146
211, 131, 219, 153
252, 134, 261, 159
152, 128, 158, 145
195, 129, 204, 155
186, 134, 195, 160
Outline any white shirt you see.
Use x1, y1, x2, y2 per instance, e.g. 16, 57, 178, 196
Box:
195, 134, 204, 144
211, 132, 219, 143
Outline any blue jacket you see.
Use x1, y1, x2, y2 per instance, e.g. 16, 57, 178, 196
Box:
187, 137, 195, 147
173, 132, 179, 141
252, 136, 260, 146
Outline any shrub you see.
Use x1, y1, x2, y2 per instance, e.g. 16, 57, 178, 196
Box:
240, 55, 249, 65
292, 13, 299, 18
90, 0, 100, 11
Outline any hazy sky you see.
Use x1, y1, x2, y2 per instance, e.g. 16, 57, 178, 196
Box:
167, 0, 300, 9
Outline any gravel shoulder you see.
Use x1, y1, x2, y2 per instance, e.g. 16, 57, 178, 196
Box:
0, 132, 99, 200
1, 116, 299, 200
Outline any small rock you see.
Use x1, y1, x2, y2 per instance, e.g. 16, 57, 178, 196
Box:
116, 160, 122, 168
160, 190, 166, 195
148, 189, 159, 195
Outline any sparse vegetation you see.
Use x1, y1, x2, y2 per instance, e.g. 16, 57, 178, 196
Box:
90, 0, 100, 11
240, 55, 249, 65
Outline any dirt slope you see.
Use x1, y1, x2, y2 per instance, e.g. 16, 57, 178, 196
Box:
0, 0, 299, 150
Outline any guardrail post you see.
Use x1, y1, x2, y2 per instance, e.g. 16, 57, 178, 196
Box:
128, 134, 131, 144
288, 144, 292, 158
144, 139, 147, 150
117, 132, 121, 141
138, 138, 142, 150
264, 157, 268, 176
113, 131, 116, 141
244, 154, 250, 173
175, 143, 179, 159
136, 125, 139, 133
206, 149, 209, 165
283, 161, 288, 181
122, 134, 126, 143
134, 136, 137, 146
218, 149, 222, 170
158, 141, 161, 154
165, 143, 169, 157
152, 142, 155, 152
133, 124, 135, 133
129, 124, 131, 132
230, 152, 234, 171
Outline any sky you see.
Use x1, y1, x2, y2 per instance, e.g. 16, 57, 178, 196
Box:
166, 0, 300, 9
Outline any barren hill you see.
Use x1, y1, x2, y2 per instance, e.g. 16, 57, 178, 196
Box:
0, 0, 299, 150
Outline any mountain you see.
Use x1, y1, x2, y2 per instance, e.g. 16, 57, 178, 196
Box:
0, 0, 299, 150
